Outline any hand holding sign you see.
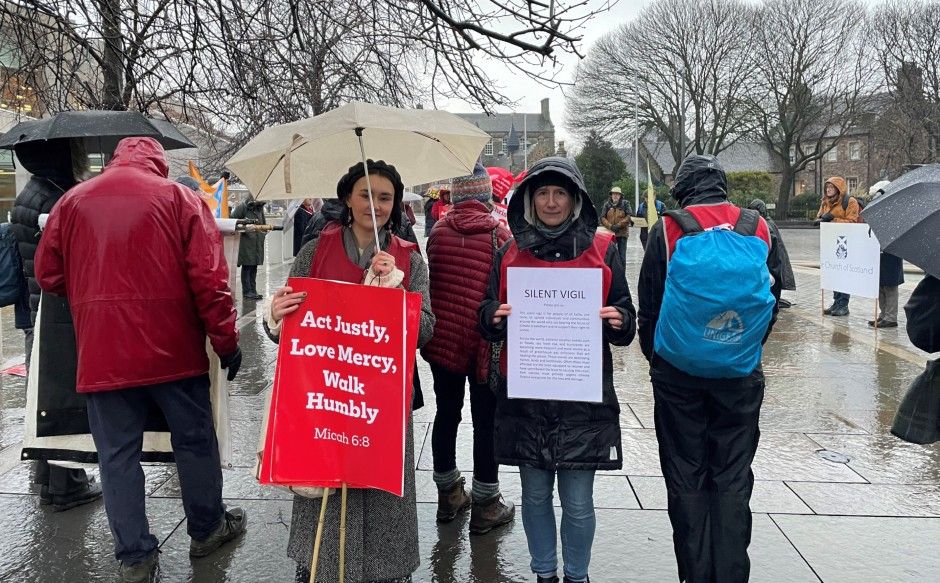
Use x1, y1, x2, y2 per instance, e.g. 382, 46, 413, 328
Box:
260, 277, 422, 496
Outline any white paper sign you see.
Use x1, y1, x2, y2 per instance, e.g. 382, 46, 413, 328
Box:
507, 267, 603, 402
819, 223, 881, 299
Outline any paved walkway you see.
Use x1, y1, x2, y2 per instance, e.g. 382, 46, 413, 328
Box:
0, 226, 937, 582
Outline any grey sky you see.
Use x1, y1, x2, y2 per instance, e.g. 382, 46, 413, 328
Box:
439, 0, 885, 150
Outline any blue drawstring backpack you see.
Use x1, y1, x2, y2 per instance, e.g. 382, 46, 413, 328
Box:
654, 209, 775, 378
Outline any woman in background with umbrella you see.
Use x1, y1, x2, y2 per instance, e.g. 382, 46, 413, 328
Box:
264, 160, 435, 583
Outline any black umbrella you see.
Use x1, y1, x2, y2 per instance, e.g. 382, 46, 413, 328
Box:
0, 110, 196, 151
861, 164, 940, 278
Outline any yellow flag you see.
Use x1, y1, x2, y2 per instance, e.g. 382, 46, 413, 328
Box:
646, 160, 658, 227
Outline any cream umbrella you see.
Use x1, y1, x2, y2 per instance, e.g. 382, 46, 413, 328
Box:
226, 101, 489, 244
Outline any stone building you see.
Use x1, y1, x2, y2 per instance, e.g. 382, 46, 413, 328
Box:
454, 98, 556, 173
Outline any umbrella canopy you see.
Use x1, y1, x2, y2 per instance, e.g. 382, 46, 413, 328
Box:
402, 190, 422, 203
225, 101, 490, 201
0, 110, 196, 151
861, 164, 940, 278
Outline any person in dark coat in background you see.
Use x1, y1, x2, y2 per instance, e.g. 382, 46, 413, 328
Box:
9, 138, 102, 512
423, 189, 438, 237
479, 157, 636, 583
292, 199, 316, 256
639, 155, 783, 583
423, 163, 515, 535
231, 198, 267, 300
749, 198, 797, 308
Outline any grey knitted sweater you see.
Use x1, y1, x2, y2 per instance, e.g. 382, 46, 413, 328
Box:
266, 235, 434, 582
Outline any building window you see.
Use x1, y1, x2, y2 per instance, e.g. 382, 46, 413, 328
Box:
847, 177, 859, 193
484, 140, 494, 156
849, 141, 861, 160
789, 146, 796, 164
825, 144, 838, 162
493, 139, 503, 155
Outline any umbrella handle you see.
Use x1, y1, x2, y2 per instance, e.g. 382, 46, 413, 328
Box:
356, 129, 382, 250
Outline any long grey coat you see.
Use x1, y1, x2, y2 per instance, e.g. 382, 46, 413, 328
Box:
266, 233, 435, 582
231, 201, 267, 266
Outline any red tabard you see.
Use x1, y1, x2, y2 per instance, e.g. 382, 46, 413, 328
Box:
663, 203, 771, 260
310, 224, 416, 284
497, 232, 615, 375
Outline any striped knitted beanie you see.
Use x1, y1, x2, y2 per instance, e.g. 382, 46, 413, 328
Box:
451, 162, 493, 204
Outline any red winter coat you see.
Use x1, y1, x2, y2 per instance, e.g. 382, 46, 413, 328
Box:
35, 137, 238, 393
423, 200, 510, 381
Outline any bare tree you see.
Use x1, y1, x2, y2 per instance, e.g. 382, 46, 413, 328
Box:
0, 0, 611, 119
567, 0, 758, 175
748, 0, 876, 219
870, 0, 940, 175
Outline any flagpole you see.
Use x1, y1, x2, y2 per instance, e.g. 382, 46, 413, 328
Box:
634, 87, 640, 211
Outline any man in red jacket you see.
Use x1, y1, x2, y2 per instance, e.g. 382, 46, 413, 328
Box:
422, 162, 515, 534
35, 137, 244, 582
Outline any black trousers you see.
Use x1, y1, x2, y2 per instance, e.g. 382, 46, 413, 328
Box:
430, 364, 498, 483
86, 374, 223, 564
241, 265, 258, 295
653, 379, 764, 583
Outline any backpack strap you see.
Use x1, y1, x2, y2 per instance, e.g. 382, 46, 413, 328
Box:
663, 209, 703, 234
733, 208, 760, 236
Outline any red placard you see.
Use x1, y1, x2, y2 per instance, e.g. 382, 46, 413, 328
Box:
259, 277, 422, 496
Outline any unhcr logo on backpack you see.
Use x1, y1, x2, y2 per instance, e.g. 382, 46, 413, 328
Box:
703, 311, 745, 344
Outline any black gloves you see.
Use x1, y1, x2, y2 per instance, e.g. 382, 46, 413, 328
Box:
819, 213, 834, 222
220, 346, 242, 382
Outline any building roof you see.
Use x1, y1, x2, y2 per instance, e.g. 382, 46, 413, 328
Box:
455, 112, 553, 134
619, 138, 778, 176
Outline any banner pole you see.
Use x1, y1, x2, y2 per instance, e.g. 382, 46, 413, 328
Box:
339, 483, 348, 583
874, 299, 879, 332
309, 488, 331, 583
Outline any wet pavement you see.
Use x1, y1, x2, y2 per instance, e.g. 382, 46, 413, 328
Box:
0, 225, 938, 582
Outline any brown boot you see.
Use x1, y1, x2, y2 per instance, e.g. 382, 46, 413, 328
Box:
469, 493, 515, 535
436, 477, 471, 523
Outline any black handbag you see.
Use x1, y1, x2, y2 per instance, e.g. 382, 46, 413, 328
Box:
891, 360, 940, 445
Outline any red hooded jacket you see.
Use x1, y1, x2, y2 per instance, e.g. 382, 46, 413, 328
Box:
35, 137, 238, 393
422, 200, 510, 381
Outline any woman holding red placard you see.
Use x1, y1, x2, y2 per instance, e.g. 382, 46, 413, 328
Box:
265, 160, 435, 583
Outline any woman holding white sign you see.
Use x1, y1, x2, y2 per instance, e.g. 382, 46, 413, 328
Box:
265, 160, 435, 583
479, 157, 637, 583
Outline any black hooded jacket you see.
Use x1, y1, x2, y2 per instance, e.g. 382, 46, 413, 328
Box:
9, 140, 78, 325
478, 156, 637, 471
638, 155, 784, 389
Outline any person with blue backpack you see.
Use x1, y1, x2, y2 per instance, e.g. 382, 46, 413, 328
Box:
637, 155, 783, 583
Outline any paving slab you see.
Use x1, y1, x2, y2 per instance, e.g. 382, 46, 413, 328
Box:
0, 493, 183, 582
787, 482, 940, 517
628, 476, 813, 514
752, 432, 867, 483
771, 514, 940, 583
807, 433, 940, 485
414, 503, 818, 583
157, 498, 295, 583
